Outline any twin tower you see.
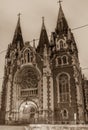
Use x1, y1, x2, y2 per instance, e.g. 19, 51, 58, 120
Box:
0, 3, 86, 124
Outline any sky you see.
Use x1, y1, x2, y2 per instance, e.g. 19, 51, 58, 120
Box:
0, 0, 88, 90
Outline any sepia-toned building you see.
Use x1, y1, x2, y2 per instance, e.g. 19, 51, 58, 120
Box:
0, 3, 88, 124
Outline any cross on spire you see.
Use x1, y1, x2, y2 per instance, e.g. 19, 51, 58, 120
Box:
42, 16, 45, 24
57, 0, 63, 6
42, 16, 45, 30
18, 13, 21, 18
12, 13, 24, 49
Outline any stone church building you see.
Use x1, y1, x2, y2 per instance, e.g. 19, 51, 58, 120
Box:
0, 3, 88, 124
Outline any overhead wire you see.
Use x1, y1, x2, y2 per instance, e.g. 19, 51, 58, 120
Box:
0, 23, 88, 55
0, 49, 7, 54
0, 77, 3, 80
0, 23, 88, 80
72, 24, 88, 31
82, 68, 88, 70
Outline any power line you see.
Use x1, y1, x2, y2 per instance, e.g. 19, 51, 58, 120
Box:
72, 24, 88, 31
82, 68, 88, 70
0, 49, 7, 55
0, 23, 88, 56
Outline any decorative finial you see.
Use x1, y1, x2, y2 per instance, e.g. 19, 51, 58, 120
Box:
18, 13, 21, 18
57, 0, 63, 6
68, 28, 72, 40
42, 16, 45, 29
33, 39, 35, 50
42, 16, 45, 24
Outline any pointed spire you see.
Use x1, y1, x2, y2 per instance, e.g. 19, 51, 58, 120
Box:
42, 16, 45, 30
57, 1, 64, 19
33, 39, 36, 52
67, 28, 72, 40
32, 39, 36, 65
37, 17, 49, 57
43, 44, 48, 66
12, 13, 24, 49
56, 2, 68, 36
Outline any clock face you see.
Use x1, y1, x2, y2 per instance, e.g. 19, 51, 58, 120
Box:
15, 65, 40, 89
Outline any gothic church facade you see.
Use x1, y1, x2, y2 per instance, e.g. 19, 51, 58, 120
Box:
0, 3, 88, 124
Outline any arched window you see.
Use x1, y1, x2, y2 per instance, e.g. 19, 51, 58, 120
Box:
62, 109, 68, 119
59, 73, 70, 102
24, 49, 32, 63
60, 40, 64, 49
56, 57, 62, 66
28, 51, 30, 62
62, 55, 68, 65
58, 57, 62, 64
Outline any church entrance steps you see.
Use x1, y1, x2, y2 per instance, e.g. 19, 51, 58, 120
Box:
0, 125, 25, 130
0, 125, 88, 130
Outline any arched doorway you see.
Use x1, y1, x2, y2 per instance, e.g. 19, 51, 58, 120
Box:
19, 101, 38, 124
12, 65, 41, 124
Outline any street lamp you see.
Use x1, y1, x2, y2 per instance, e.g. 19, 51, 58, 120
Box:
25, 101, 28, 108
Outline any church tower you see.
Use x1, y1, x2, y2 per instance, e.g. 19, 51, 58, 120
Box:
0, 14, 24, 124
36, 17, 54, 122
50, 2, 85, 123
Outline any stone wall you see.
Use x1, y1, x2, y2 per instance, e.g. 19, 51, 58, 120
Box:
28, 124, 88, 130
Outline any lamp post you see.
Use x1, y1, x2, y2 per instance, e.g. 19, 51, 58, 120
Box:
25, 101, 28, 108
24, 100, 29, 123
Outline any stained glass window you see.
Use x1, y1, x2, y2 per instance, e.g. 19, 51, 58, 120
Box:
59, 74, 70, 102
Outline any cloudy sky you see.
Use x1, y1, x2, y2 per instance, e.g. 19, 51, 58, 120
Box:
0, 0, 88, 90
